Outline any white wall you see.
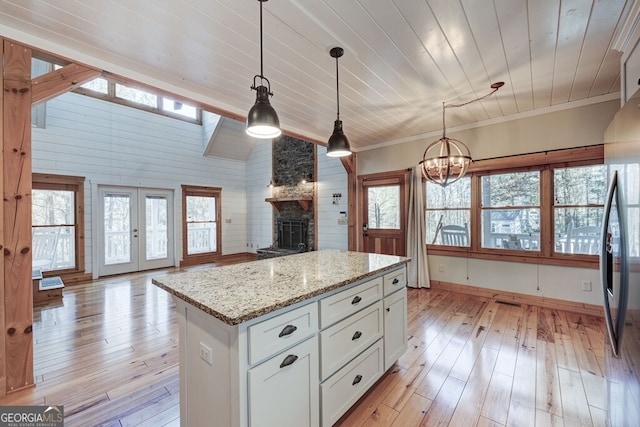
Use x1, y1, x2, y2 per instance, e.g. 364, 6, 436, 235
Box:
357, 99, 621, 306
32, 92, 247, 274
316, 145, 348, 250
246, 141, 273, 252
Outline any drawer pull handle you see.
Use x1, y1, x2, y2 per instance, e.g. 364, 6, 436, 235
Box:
351, 296, 362, 305
352, 331, 362, 340
352, 374, 363, 386
280, 354, 298, 368
278, 324, 297, 338
392, 278, 399, 285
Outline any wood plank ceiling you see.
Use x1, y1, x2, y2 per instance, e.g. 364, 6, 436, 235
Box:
0, 0, 631, 152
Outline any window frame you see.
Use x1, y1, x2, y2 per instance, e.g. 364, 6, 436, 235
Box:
32, 173, 85, 276
426, 145, 605, 268
181, 185, 222, 265
73, 78, 203, 125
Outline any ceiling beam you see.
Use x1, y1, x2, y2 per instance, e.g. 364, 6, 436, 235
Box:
31, 63, 101, 106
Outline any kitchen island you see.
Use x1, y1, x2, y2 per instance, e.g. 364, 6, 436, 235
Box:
152, 249, 409, 427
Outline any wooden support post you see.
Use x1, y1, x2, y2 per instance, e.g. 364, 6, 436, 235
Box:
341, 154, 357, 251
2, 39, 33, 394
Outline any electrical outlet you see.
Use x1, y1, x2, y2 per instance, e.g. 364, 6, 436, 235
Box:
438, 264, 444, 272
200, 342, 213, 365
581, 280, 592, 292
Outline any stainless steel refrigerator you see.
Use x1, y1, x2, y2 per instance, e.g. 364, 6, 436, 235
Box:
602, 89, 640, 426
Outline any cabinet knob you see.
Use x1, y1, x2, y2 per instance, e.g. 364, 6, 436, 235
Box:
392, 278, 399, 285
278, 324, 297, 338
386, 307, 390, 312
279, 354, 298, 369
352, 331, 362, 341
352, 374, 363, 386
351, 296, 362, 305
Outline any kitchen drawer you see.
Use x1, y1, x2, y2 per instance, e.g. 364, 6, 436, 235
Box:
248, 302, 318, 365
319, 276, 382, 328
320, 339, 384, 427
320, 300, 383, 380
383, 267, 406, 297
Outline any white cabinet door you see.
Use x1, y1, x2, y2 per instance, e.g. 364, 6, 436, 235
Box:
383, 287, 407, 370
248, 335, 319, 427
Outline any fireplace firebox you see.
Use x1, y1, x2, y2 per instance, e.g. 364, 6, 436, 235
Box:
257, 218, 309, 259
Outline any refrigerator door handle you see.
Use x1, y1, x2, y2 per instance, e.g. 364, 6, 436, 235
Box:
600, 170, 629, 358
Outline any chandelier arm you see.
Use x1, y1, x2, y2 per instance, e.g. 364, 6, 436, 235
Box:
444, 83, 503, 109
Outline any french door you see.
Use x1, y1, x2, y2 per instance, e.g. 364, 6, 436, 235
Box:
98, 186, 174, 276
359, 171, 409, 256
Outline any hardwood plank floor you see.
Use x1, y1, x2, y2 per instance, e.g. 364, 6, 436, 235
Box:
0, 267, 607, 426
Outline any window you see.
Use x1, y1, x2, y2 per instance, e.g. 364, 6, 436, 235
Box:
481, 171, 540, 251
553, 164, 607, 255
425, 145, 608, 267
76, 77, 202, 124
32, 174, 85, 273
182, 185, 222, 261
426, 177, 470, 246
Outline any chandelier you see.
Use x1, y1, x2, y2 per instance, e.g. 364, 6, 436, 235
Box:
419, 82, 504, 186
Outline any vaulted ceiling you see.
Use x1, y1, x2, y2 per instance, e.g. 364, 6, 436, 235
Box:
0, 0, 632, 152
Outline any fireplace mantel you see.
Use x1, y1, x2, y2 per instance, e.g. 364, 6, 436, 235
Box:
265, 197, 313, 212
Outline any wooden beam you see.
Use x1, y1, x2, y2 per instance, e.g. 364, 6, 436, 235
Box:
0, 38, 5, 397
3, 39, 34, 394
31, 62, 101, 106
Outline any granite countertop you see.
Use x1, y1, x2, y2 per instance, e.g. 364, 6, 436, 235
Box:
152, 249, 410, 325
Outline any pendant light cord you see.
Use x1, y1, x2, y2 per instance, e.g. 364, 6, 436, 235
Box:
335, 54, 340, 121
259, 0, 264, 79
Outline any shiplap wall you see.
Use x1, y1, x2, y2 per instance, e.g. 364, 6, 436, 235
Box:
316, 145, 348, 250
32, 92, 247, 275
246, 141, 273, 252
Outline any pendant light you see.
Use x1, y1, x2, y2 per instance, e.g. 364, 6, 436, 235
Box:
419, 82, 504, 186
326, 47, 352, 157
246, 0, 281, 139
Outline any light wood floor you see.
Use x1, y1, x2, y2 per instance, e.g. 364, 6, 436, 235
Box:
0, 267, 607, 427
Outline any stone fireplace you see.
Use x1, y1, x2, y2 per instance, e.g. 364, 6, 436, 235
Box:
257, 135, 315, 259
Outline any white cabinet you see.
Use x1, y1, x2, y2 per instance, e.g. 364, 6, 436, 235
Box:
173, 263, 407, 427
384, 287, 408, 370
249, 336, 319, 427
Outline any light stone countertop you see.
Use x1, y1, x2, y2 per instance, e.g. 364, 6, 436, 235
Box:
152, 249, 410, 325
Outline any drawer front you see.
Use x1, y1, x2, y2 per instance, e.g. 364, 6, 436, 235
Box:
319, 277, 383, 328
320, 339, 384, 427
320, 300, 383, 380
383, 267, 406, 297
249, 336, 319, 427
248, 302, 318, 365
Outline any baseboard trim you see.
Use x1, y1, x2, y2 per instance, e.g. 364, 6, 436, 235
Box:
429, 280, 603, 317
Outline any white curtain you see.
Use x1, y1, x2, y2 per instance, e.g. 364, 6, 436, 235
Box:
406, 166, 430, 288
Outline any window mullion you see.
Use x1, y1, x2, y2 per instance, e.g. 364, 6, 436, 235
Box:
541, 166, 552, 257
470, 173, 480, 252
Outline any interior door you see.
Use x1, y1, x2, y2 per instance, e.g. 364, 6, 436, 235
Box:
359, 171, 409, 256
98, 186, 174, 276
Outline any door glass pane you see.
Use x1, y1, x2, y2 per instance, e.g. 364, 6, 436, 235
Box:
367, 185, 400, 229
104, 194, 131, 265
146, 196, 168, 260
